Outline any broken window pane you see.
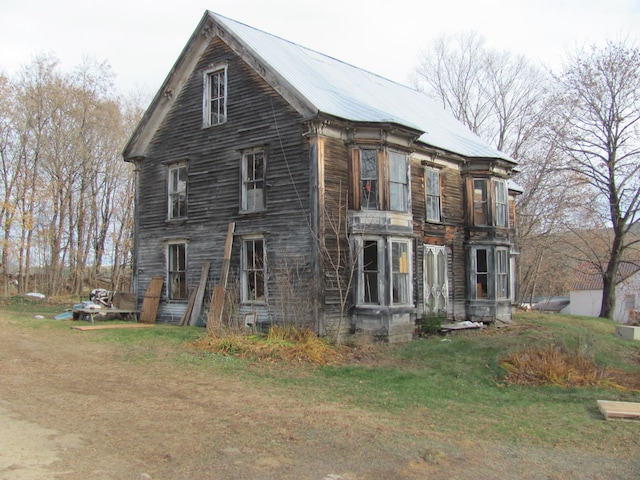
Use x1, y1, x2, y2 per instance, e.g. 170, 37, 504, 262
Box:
168, 243, 187, 300
475, 248, 488, 298
168, 165, 187, 219
243, 238, 265, 303
242, 149, 265, 211
362, 240, 379, 304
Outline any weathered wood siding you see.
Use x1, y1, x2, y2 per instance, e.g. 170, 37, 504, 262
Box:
136, 37, 313, 324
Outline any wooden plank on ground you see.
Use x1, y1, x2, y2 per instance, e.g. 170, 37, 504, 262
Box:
139, 276, 164, 324
189, 261, 211, 327
71, 323, 155, 331
597, 400, 640, 420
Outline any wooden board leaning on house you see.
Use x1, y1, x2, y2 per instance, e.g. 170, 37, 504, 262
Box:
139, 276, 164, 324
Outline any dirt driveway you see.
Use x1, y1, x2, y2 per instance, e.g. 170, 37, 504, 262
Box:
1, 316, 638, 480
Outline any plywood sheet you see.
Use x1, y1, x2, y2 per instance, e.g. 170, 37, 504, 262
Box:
139, 276, 164, 324
597, 400, 640, 420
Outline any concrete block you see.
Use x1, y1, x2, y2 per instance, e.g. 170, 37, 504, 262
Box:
616, 325, 640, 340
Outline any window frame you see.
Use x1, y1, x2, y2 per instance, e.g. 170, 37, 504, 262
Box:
241, 236, 266, 305
356, 236, 383, 305
359, 148, 379, 210
473, 178, 488, 226
473, 247, 489, 299
241, 147, 266, 213
167, 163, 187, 220
389, 238, 412, 305
425, 168, 441, 223
424, 244, 448, 314
388, 151, 409, 213
495, 180, 508, 227
495, 247, 509, 299
203, 65, 228, 127
167, 242, 187, 301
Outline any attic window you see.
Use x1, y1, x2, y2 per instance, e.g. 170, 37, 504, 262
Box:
204, 66, 227, 126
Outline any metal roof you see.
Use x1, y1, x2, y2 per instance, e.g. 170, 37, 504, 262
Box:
572, 262, 640, 291
212, 12, 515, 163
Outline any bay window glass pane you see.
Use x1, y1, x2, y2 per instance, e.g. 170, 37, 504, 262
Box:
389, 152, 408, 212
475, 248, 488, 298
392, 241, 409, 304
496, 249, 509, 299
360, 149, 378, 209
474, 179, 487, 225
362, 240, 379, 303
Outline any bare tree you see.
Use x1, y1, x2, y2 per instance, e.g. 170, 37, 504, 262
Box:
552, 40, 640, 319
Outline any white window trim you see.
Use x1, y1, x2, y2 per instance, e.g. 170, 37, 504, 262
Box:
423, 245, 448, 314
203, 65, 228, 127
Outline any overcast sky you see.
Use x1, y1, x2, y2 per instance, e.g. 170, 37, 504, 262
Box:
1, 0, 639, 95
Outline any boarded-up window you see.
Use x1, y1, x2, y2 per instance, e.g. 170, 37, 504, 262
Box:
426, 168, 441, 222
167, 243, 187, 300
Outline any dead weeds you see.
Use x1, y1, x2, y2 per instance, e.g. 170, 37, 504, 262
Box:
500, 344, 640, 391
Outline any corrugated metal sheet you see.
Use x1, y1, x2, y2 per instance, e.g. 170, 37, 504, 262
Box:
212, 12, 515, 162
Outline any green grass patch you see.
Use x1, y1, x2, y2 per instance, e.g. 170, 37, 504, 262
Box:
1, 305, 639, 451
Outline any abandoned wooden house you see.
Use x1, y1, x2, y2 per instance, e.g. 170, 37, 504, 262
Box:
123, 11, 520, 342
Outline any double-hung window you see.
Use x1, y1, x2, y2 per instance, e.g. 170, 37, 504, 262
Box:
473, 179, 488, 225
168, 163, 187, 219
204, 66, 227, 126
495, 180, 508, 227
390, 239, 411, 305
389, 152, 409, 212
241, 147, 265, 212
242, 237, 266, 303
426, 168, 441, 222
167, 242, 187, 301
495, 248, 509, 299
